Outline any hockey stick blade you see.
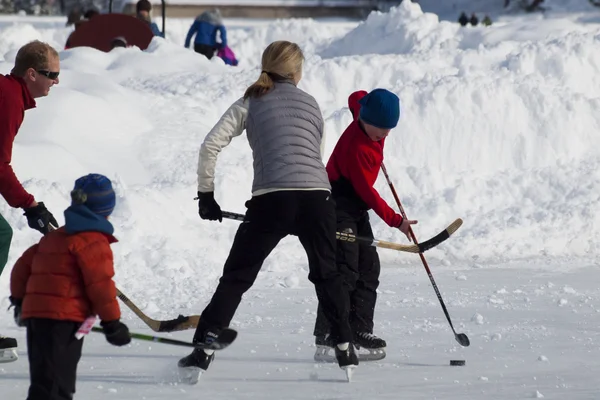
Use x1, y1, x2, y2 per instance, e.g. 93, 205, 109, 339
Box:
415, 218, 463, 253
117, 288, 201, 333
91, 327, 237, 350
157, 315, 201, 332
455, 333, 470, 347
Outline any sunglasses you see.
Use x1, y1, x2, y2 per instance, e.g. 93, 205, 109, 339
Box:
37, 70, 60, 80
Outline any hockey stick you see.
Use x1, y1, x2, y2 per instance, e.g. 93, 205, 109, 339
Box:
90, 326, 237, 350
91, 326, 196, 347
221, 211, 462, 254
380, 163, 470, 347
116, 288, 201, 333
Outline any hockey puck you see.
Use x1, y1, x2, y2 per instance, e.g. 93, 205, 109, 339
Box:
450, 360, 465, 366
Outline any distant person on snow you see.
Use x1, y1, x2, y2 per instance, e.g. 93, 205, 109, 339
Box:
178, 40, 358, 377
0, 40, 60, 364
458, 11, 469, 26
184, 8, 228, 60
136, 0, 163, 38
313, 89, 416, 362
10, 173, 131, 400
482, 15, 493, 26
470, 13, 479, 26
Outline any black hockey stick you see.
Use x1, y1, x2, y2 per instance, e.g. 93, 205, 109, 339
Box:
220, 210, 462, 254
91, 326, 237, 350
381, 163, 470, 347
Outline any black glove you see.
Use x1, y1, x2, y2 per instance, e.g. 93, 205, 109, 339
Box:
8, 296, 24, 327
101, 320, 131, 347
23, 202, 58, 234
197, 191, 222, 222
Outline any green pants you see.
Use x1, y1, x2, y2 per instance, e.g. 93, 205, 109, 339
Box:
0, 213, 13, 277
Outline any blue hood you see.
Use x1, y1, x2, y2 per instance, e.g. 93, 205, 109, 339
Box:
64, 204, 114, 236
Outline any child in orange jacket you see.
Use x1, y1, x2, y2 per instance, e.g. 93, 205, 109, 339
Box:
10, 173, 130, 400
314, 89, 417, 361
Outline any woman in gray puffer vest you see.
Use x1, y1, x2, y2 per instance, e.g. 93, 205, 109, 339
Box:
179, 40, 358, 377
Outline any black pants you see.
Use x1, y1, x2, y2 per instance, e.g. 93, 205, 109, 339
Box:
314, 208, 381, 337
194, 43, 215, 60
193, 190, 352, 343
26, 318, 84, 400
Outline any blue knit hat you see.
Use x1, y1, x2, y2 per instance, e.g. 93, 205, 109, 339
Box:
71, 174, 116, 217
358, 88, 400, 129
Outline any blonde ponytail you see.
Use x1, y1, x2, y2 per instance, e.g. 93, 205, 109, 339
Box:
244, 71, 274, 99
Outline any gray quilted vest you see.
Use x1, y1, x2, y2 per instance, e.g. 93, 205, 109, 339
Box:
246, 81, 331, 193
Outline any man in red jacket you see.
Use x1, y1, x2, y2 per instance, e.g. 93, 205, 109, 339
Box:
0, 40, 60, 363
314, 88, 417, 362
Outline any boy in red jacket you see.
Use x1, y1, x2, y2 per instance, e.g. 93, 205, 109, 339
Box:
314, 89, 416, 361
10, 173, 131, 400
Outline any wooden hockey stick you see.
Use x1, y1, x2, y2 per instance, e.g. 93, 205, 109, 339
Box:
221, 211, 462, 254
116, 288, 200, 332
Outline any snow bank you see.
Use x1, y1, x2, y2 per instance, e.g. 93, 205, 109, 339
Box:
321, 1, 600, 58
321, 1, 461, 57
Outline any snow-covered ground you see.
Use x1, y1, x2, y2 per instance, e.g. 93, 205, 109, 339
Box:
1, 0, 600, 398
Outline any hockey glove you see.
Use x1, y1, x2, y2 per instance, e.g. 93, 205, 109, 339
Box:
101, 320, 131, 346
23, 202, 58, 234
8, 296, 24, 327
197, 191, 222, 222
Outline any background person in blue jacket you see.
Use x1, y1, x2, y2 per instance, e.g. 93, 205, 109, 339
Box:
185, 8, 227, 60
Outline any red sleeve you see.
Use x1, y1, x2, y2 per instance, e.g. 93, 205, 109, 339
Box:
346, 145, 403, 228
75, 240, 121, 322
0, 92, 35, 208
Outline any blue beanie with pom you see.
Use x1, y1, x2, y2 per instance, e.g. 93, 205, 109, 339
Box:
71, 173, 116, 217
358, 88, 401, 129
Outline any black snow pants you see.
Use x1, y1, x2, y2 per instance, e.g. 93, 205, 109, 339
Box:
193, 190, 353, 344
194, 43, 216, 60
26, 318, 84, 400
314, 207, 381, 337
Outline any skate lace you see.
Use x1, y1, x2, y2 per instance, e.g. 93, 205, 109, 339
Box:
358, 332, 379, 340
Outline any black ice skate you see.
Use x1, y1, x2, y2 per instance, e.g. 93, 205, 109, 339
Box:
0, 336, 18, 364
177, 348, 214, 384
313, 332, 386, 362
177, 329, 221, 385
354, 332, 386, 361
334, 343, 358, 382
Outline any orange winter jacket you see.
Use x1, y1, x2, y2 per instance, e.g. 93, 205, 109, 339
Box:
10, 223, 121, 323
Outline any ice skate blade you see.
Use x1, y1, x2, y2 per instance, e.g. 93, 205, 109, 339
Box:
356, 347, 386, 361
177, 366, 201, 385
314, 346, 385, 363
342, 365, 356, 382
313, 345, 335, 363
0, 348, 18, 364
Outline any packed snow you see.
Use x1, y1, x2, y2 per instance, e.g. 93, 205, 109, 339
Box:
2, 0, 600, 398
